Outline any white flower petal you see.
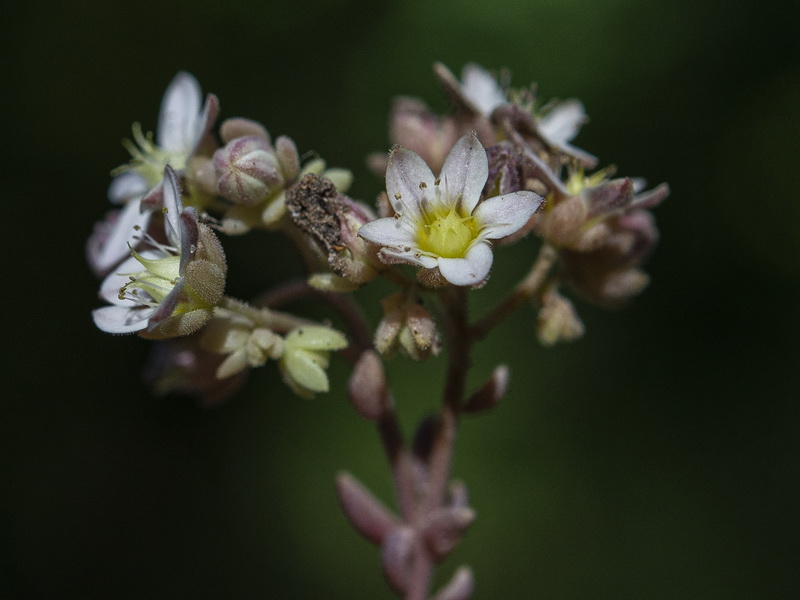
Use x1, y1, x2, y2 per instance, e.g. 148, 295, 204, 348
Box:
108, 172, 148, 204
437, 242, 493, 287
157, 72, 202, 153
539, 99, 586, 145
379, 247, 438, 269
358, 217, 416, 247
89, 200, 152, 276
385, 146, 435, 220
439, 134, 488, 215
92, 305, 152, 334
474, 191, 543, 240
461, 64, 506, 116
99, 253, 160, 304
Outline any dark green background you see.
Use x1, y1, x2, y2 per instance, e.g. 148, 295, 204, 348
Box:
4, 0, 799, 598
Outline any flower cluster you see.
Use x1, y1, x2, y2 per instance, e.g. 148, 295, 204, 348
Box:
90, 64, 667, 397
89, 73, 351, 399
367, 63, 668, 343
88, 66, 667, 599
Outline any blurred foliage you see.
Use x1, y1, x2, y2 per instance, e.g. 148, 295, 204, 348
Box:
3, 0, 799, 598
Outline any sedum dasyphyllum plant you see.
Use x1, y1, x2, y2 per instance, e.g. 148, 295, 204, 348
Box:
89, 64, 669, 599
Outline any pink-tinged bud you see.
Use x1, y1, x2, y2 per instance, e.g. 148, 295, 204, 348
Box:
537, 289, 585, 346
214, 136, 281, 205
462, 365, 509, 413
348, 350, 392, 421
542, 195, 587, 246
275, 135, 300, 181
447, 481, 469, 510
383, 96, 461, 175
423, 507, 476, 561
335, 472, 398, 546
381, 526, 415, 594
432, 566, 475, 600
583, 177, 635, 218
219, 118, 271, 144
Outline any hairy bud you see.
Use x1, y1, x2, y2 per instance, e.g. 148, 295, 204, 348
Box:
214, 136, 281, 205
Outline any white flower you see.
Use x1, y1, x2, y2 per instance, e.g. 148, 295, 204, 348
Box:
459, 63, 507, 116
88, 72, 218, 275
537, 99, 597, 167
358, 134, 543, 287
92, 167, 226, 338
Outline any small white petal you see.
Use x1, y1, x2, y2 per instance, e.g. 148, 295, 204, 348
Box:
385, 147, 435, 220
98, 252, 160, 304
108, 172, 148, 204
474, 191, 543, 240
157, 72, 202, 153
89, 201, 153, 276
437, 242, 493, 286
439, 134, 488, 215
539, 99, 586, 145
92, 305, 152, 334
461, 63, 506, 116
358, 217, 416, 247
379, 247, 438, 269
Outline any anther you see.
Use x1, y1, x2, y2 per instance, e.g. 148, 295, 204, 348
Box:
419, 182, 427, 189
435, 178, 441, 186
394, 193, 402, 200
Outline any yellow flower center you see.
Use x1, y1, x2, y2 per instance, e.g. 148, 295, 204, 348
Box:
417, 205, 479, 258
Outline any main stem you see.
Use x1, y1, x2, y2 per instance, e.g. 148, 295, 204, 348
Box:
405, 286, 471, 600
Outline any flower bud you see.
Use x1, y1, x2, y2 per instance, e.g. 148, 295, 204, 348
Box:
423, 506, 476, 561
279, 326, 348, 398
348, 350, 392, 421
432, 566, 475, 600
213, 136, 281, 205
462, 365, 509, 413
286, 174, 379, 285
374, 293, 441, 360
541, 195, 587, 246
381, 526, 415, 594
219, 117, 271, 144
335, 472, 398, 546
537, 289, 585, 346
143, 335, 248, 407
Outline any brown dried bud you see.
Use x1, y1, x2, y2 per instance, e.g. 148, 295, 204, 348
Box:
286, 174, 379, 285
